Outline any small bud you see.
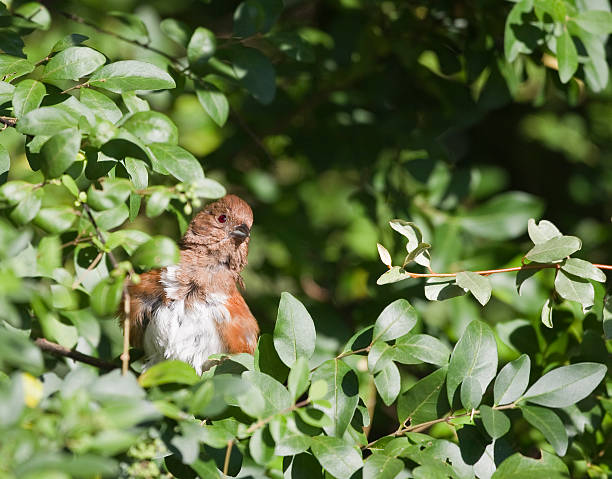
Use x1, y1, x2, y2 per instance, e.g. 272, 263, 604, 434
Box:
73, 200, 81, 207
179, 193, 187, 203
176, 183, 185, 192
184, 203, 192, 215
192, 198, 202, 208
78, 191, 87, 202
131, 273, 141, 285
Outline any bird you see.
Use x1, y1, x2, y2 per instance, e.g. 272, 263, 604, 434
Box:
121, 194, 259, 375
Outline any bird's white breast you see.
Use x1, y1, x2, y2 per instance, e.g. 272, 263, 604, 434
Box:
143, 265, 229, 375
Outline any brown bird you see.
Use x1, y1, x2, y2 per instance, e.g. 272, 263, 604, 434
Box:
121, 194, 259, 374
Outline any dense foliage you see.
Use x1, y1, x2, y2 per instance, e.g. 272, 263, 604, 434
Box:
0, 0, 610, 478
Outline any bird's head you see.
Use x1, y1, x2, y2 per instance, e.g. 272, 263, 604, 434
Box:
181, 194, 253, 273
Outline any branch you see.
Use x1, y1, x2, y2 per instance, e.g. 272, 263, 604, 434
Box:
223, 440, 233, 475
82, 203, 132, 375
0, 116, 17, 128
35, 338, 117, 371
245, 398, 311, 434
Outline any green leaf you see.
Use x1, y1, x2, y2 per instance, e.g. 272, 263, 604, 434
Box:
458, 192, 542, 240
106, 230, 151, 255
554, 269, 594, 309
191, 178, 226, 199
145, 190, 171, 218
187, 27, 216, 71
0, 81, 14, 104
424, 277, 466, 300
90, 274, 123, 317
18, 106, 79, 136
0, 326, 43, 375
373, 298, 417, 343
521, 405, 568, 456
89, 60, 176, 93
15, 2, 51, 30
269, 32, 315, 63
0, 144, 9, 179
12, 80, 45, 119
147, 143, 205, 183
389, 219, 430, 267
138, 360, 200, 387
271, 416, 312, 456
494, 354, 530, 406
87, 179, 132, 210
273, 292, 316, 367
447, 320, 498, 404
125, 157, 148, 189
122, 91, 150, 113
231, 47, 276, 104
460, 376, 482, 410
196, 85, 229, 127
80, 88, 122, 123
604, 294, 612, 340
249, 426, 275, 465
377, 266, 412, 285
541, 297, 553, 328
42, 46, 105, 80
375, 361, 401, 406
368, 339, 393, 373
456, 271, 492, 306
308, 379, 327, 401
397, 367, 448, 426
51, 33, 89, 53
10, 190, 41, 224
522, 362, 606, 408
239, 370, 292, 417
505, 0, 535, 62
160, 18, 191, 47
123, 111, 179, 145
491, 451, 568, 479
561, 258, 606, 282
92, 204, 129, 230
572, 10, 612, 36
34, 206, 76, 234
527, 218, 561, 245
287, 356, 309, 401
108, 11, 149, 43
395, 334, 450, 366
131, 236, 180, 269
311, 359, 359, 437
525, 235, 581, 263
0, 54, 34, 79
39, 128, 81, 178
556, 29, 578, 84
480, 405, 510, 439
363, 453, 404, 479
311, 436, 362, 479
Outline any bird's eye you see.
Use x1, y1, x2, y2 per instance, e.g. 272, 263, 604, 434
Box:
217, 214, 227, 223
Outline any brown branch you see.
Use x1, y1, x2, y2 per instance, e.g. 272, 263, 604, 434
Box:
0, 116, 17, 128
35, 338, 117, 371
223, 440, 233, 476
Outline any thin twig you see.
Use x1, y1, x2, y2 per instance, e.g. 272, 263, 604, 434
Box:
245, 398, 311, 434
230, 109, 274, 162
35, 338, 117, 371
82, 204, 132, 374
223, 440, 233, 475
0, 116, 17, 128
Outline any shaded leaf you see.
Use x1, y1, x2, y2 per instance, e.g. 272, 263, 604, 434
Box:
273, 292, 316, 367
456, 271, 492, 306
494, 354, 530, 406
521, 405, 568, 456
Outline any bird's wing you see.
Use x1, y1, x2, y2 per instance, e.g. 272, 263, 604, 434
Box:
219, 290, 260, 354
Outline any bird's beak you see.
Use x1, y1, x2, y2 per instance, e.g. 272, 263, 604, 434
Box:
230, 223, 250, 241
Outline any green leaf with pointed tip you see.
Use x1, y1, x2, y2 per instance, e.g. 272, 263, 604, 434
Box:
249, 426, 275, 465
525, 235, 581, 263
89, 60, 175, 93
424, 277, 466, 300
491, 451, 568, 479
522, 362, 606, 408
554, 269, 594, 309
527, 218, 561, 244
12, 79, 45, 118
34, 206, 76, 234
456, 271, 492, 306
160, 18, 191, 47
122, 92, 149, 113
139, 360, 200, 387
18, 107, 79, 136
131, 236, 180, 270
397, 367, 448, 425
311, 359, 359, 437
273, 292, 316, 367
373, 298, 417, 342
521, 405, 567, 456
363, 453, 404, 479
196, 85, 229, 127
187, 27, 216, 71
460, 376, 482, 410
0, 54, 34, 79
395, 334, 451, 366
504, 0, 535, 62
109, 11, 149, 43
541, 298, 553, 328
375, 360, 401, 406
311, 436, 362, 479
377, 266, 412, 285
494, 354, 530, 406
561, 258, 606, 282
573, 10, 612, 36
40, 129, 81, 178
231, 47, 276, 104
239, 370, 292, 418
0, 81, 13, 104
480, 405, 510, 439
287, 356, 309, 401
556, 29, 578, 84
447, 320, 497, 404
51, 33, 89, 53
42, 46, 105, 80
123, 111, 178, 145
90, 276, 124, 317
80, 88, 122, 123
147, 143, 204, 183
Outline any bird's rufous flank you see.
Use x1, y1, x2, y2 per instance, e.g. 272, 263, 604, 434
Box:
120, 194, 259, 374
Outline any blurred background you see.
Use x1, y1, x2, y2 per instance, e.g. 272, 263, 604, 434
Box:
1, 0, 611, 437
